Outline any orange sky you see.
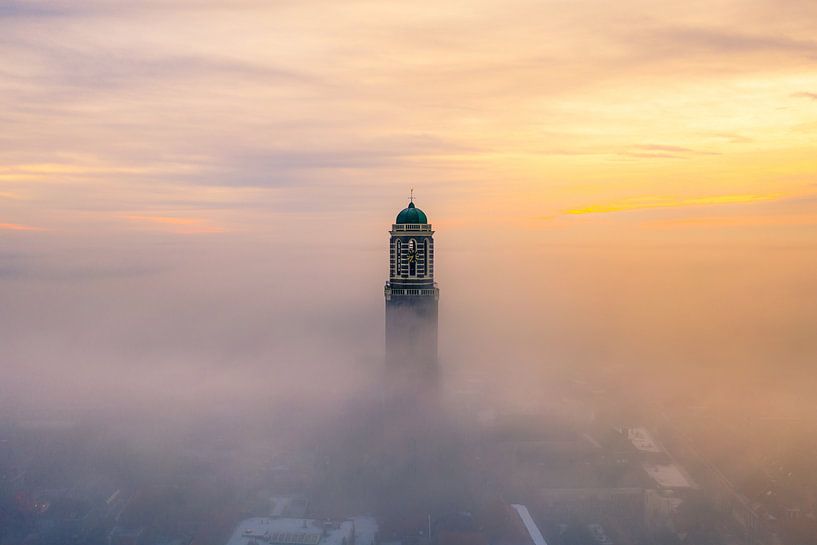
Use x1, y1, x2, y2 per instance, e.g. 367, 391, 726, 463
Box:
1, 0, 816, 241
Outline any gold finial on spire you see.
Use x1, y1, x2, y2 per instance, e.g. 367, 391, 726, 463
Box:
410, 188, 414, 203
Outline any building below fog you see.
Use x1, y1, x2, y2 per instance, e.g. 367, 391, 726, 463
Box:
225, 517, 378, 545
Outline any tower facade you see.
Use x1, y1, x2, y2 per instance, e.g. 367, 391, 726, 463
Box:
384, 200, 439, 385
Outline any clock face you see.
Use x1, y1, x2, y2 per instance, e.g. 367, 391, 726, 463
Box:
407, 240, 417, 262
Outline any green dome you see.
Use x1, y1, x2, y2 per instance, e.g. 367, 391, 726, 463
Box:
396, 201, 428, 224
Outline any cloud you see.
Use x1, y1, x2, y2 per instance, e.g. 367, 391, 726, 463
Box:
636, 26, 817, 58
0, 1, 78, 18
648, 214, 817, 229
0, 162, 149, 178
619, 144, 720, 159
0, 0, 277, 19
636, 145, 698, 153
635, 191, 817, 227
124, 214, 225, 234
0, 41, 322, 93
0, 222, 45, 231
567, 193, 784, 215
621, 152, 684, 159
792, 92, 817, 100
706, 132, 754, 144
769, 192, 817, 207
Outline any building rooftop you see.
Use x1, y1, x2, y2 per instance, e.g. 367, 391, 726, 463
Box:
225, 517, 377, 545
395, 201, 428, 224
627, 427, 662, 453
642, 462, 696, 489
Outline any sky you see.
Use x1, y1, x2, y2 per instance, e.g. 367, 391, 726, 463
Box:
2, 0, 817, 416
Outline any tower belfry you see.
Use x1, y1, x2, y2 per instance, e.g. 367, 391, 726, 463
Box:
384, 198, 439, 386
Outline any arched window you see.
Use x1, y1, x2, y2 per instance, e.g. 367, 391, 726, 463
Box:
395, 239, 401, 276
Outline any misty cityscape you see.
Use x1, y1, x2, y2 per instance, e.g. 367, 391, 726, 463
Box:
2, 2, 817, 545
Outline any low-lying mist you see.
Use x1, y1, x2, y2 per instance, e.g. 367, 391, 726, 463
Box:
3, 211, 817, 545
3, 219, 816, 425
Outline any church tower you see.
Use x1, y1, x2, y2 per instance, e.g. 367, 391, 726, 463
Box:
384, 198, 439, 386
